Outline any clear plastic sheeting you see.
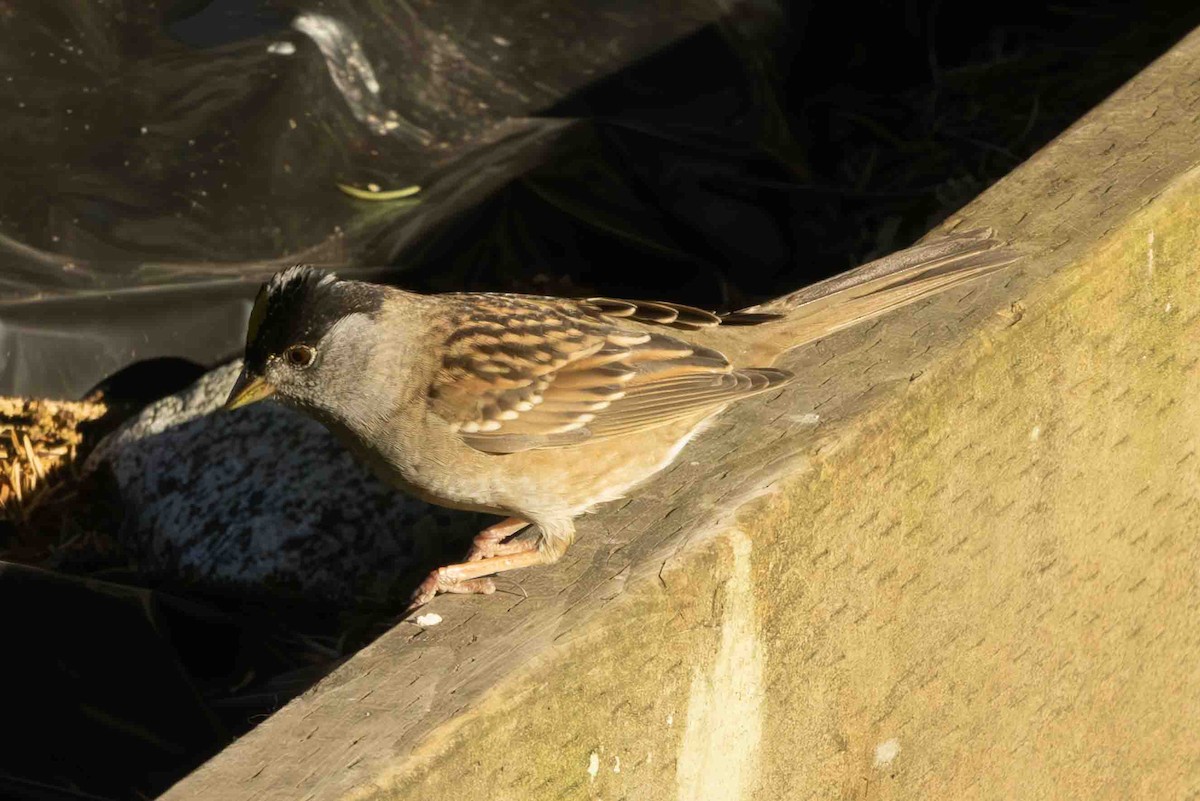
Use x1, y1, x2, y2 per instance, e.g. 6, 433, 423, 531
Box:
0, 0, 774, 398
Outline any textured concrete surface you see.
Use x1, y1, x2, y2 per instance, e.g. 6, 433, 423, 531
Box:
368, 178, 1200, 799
165, 23, 1200, 801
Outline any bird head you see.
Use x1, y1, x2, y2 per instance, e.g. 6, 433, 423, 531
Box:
225, 266, 386, 418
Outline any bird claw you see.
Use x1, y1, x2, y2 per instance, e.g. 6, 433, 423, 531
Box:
466, 538, 537, 562
406, 567, 495, 613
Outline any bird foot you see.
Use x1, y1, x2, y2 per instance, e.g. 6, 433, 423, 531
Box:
406, 547, 552, 612
408, 568, 496, 613
466, 516, 534, 561
466, 537, 538, 561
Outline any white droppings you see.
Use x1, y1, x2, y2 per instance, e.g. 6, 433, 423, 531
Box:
139, 125, 148, 134
794, 413, 821, 425
612, 755, 621, 773
1147, 230, 1155, 275
1165, 301, 1173, 313
267, 41, 296, 55
414, 612, 442, 627
666, 713, 673, 727
587, 752, 600, 781
492, 35, 512, 46
1029, 425, 1041, 442
873, 738, 901, 768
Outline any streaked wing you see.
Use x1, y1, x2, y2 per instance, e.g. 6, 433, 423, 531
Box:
427, 294, 791, 454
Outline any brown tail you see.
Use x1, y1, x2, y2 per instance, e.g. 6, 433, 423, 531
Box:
727, 228, 1019, 363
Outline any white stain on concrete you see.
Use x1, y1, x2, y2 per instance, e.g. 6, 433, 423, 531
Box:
675, 528, 764, 801
874, 738, 901, 768
587, 751, 599, 782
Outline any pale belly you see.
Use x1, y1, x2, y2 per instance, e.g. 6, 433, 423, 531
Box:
324, 416, 508, 515
329, 408, 717, 522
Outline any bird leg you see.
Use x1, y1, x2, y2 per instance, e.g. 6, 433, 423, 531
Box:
408, 550, 547, 611
466, 516, 533, 561
408, 519, 575, 611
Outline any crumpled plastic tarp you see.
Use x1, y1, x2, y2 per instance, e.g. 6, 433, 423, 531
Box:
1, 0, 796, 399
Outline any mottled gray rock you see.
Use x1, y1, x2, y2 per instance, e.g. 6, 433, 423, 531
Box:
86, 361, 479, 601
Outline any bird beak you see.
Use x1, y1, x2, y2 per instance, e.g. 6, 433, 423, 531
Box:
224, 369, 276, 411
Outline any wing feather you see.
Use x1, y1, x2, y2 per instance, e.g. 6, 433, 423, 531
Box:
425, 294, 792, 453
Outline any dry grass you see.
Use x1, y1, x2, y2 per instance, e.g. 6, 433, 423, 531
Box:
0, 396, 109, 560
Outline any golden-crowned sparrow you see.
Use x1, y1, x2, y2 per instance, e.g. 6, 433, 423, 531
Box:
225, 229, 1016, 608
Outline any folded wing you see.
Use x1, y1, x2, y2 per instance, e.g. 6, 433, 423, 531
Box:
427, 294, 791, 454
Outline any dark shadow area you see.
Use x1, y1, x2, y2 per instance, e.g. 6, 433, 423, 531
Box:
388, 1, 1200, 307
2, 1, 1199, 798
86, 357, 209, 406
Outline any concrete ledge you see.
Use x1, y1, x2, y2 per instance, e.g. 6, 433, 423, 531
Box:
361, 152, 1200, 801
165, 24, 1200, 801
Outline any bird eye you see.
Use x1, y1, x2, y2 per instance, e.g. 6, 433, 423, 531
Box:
285, 345, 315, 368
